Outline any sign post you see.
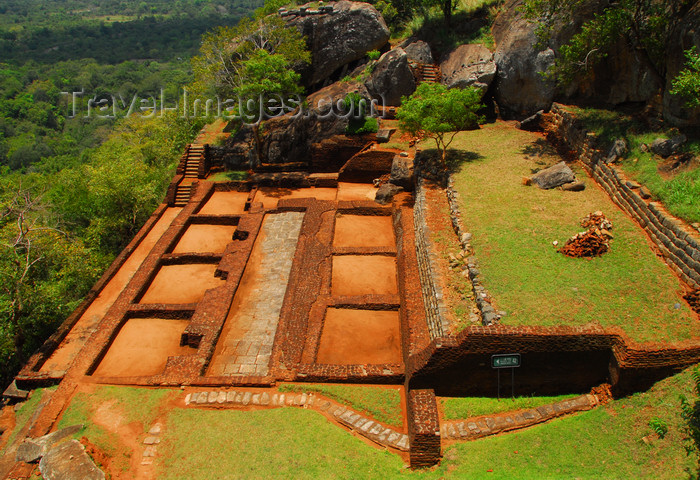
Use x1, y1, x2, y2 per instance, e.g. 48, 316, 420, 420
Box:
491, 353, 521, 400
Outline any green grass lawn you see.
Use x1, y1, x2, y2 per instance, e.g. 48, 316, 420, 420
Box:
572, 107, 700, 224
154, 366, 698, 479
207, 170, 248, 182
278, 383, 403, 428
440, 394, 579, 420
434, 365, 699, 479
28, 367, 697, 479
158, 408, 408, 480
434, 122, 697, 343
57, 386, 177, 472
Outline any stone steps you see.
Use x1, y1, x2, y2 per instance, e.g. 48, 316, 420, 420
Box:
174, 185, 192, 206
185, 389, 409, 451
420, 64, 441, 83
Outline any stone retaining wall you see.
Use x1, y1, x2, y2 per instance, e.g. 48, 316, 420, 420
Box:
413, 179, 447, 339
543, 103, 700, 288
442, 393, 599, 441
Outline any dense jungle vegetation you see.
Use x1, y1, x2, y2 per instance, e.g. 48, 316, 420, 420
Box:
0, 0, 261, 388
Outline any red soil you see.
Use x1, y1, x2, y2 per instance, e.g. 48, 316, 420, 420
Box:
336, 182, 377, 201
139, 264, 224, 304
197, 191, 248, 215
93, 318, 194, 377
331, 255, 398, 296
316, 308, 401, 364
254, 187, 337, 209
333, 214, 395, 248
172, 224, 237, 254
41, 207, 182, 373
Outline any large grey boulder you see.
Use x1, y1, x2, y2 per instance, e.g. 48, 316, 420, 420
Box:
375, 183, 403, 204
492, 0, 556, 117
226, 81, 371, 166
530, 162, 575, 189
606, 138, 628, 163
650, 135, 687, 158
365, 48, 416, 106
39, 439, 105, 480
492, 0, 658, 115
16, 425, 83, 463
389, 155, 414, 190
403, 40, 433, 64
492, 0, 697, 121
288, 1, 390, 86
440, 44, 496, 94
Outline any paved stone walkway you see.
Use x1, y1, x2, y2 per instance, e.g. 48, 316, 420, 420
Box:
441, 394, 598, 440
209, 212, 305, 376
185, 389, 409, 451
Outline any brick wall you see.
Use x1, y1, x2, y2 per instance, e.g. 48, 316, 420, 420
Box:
17, 205, 170, 386
407, 389, 441, 468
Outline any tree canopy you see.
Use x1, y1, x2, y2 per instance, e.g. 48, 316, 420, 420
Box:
191, 14, 309, 100
671, 47, 700, 109
397, 82, 484, 167
523, 0, 696, 91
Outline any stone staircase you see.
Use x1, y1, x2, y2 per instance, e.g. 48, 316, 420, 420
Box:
173, 184, 193, 207
172, 144, 206, 206
419, 64, 441, 84
183, 144, 205, 179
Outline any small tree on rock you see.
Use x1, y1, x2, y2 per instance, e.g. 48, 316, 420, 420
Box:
671, 47, 700, 109
397, 82, 484, 168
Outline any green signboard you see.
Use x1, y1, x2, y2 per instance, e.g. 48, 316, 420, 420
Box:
491, 353, 521, 369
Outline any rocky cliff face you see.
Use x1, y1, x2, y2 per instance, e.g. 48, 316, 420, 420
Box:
288, 1, 390, 88
491, 0, 700, 124
440, 44, 496, 94
364, 48, 416, 106
225, 81, 371, 167
491, 0, 557, 117
663, 3, 700, 127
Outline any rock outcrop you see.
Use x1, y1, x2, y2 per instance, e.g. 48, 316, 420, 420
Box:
650, 135, 687, 158
492, 0, 556, 117
16, 425, 84, 464
440, 44, 496, 93
403, 40, 434, 64
225, 81, 371, 166
530, 162, 576, 189
288, 1, 390, 87
389, 155, 414, 190
375, 183, 403, 204
493, 0, 700, 123
663, 2, 700, 126
39, 440, 105, 480
365, 48, 416, 106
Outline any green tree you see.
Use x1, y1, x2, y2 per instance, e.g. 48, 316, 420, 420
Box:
192, 13, 308, 165
671, 47, 700, 109
191, 14, 309, 98
0, 185, 103, 386
680, 366, 700, 477
523, 0, 694, 91
397, 82, 484, 167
